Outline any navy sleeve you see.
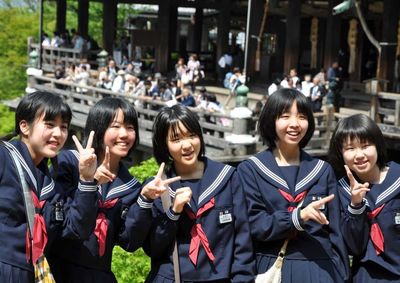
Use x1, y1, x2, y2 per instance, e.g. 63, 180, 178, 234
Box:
237, 161, 300, 242
230, 172, 255, 283
337, 182, 370, 257
325, 167, 351, 281
143, 197, 180, 260
52, 150, 99, 240
118, 191, 153, 252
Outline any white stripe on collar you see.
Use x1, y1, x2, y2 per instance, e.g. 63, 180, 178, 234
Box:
106, 178, 138, 199
295, 160, 324, 191
249, 156, 289, 189
70, 149, 79, 161
339, 178, 370, 207
198, 165, 232, 204
4, 141, 38, 190
376, 176, 400, 205
41, 180, 55, 197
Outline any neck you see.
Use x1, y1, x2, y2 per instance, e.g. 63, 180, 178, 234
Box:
359, 165, 388, 184
273, 144, 301, 166
175, 160, 204, 180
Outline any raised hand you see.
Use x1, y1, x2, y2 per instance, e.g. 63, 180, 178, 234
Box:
300, 194, 335, 225
72, 131, 97, 182
344, 165, 370, 206
172, 187, 192, 214
141, 162, 181, 200
93, 146, 116, 185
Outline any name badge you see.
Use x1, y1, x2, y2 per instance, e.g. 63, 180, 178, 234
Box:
219, 210, 232, 224
312, 196, 325, 210
395, 212, 400, 225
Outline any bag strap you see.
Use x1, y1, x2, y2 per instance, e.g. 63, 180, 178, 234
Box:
2, 141, 35, 236
160, 175, 181, 283
279, 198, 306, 257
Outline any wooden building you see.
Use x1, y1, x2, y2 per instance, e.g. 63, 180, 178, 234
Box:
50, 0, 399, 87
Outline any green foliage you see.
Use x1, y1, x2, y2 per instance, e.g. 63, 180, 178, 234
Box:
0, 104, 15, 136
128, 157, 159, 183
112, 247, 150, 283
0, 8, 39, 99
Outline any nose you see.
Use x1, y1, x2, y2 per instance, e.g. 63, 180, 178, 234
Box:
181, 138, 192, 149
288, 117, 300, 127
52, 126, 62, 137
354, 147, 365, 158
119, 127, 129, 137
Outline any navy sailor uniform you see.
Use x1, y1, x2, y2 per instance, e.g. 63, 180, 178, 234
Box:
237, 149, 350, 283
48, 149, 153, 282
144, 158, 255, 283
338, 161, 400, 282
0, 140, 98, 282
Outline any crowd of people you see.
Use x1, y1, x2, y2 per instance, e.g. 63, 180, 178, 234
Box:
1, 87, 399, 283
266, 62, 344, 113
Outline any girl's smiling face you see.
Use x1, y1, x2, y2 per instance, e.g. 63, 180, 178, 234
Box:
275, 102, 308, 149
342, 137, 379, 180
167, 121, 201, 170
21, 112, 68, 165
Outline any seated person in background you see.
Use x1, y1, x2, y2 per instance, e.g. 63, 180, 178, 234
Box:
176, 87, 196, 107
96, 67, 112, 89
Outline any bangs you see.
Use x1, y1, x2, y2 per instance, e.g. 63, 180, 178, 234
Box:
42, 101, 72, 125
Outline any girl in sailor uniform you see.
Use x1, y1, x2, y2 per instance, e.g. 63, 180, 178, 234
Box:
48, 97, 175, 282
329, 114, 400, 282
0, 91, 99, 282
238, 89, 350, 283
144, 104, 255, 282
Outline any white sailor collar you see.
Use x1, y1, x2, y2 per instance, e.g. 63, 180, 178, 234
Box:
248, 149, 327, 195
5, 140, 55, 201
167, 158, 235, 209
340, 161, 400, 208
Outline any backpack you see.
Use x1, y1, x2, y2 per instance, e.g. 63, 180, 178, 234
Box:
224, 72, 233, 89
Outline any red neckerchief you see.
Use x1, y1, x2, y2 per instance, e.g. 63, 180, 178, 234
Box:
368, 204, 385, 255
94, 198, 119, 257
278, 189, 307, 212
26, 191, 47, 264
185, 197, 216, 265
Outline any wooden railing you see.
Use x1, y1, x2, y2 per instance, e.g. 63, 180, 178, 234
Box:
0, 74, 338, 161
28, 38, 98, 73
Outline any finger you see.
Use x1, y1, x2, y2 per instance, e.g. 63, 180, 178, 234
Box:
72, 135, 84, 153
102, 146, 110, 168
86, 131, 95, 149
344, 165, 357, 188
162, 176, 181, 186
313, 194, 335, 207
155, 162, 165, 180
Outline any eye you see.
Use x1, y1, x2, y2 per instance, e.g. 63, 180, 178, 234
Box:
45, 121, 55, 128
298, 114, 307, 120
280, 114, 290, 119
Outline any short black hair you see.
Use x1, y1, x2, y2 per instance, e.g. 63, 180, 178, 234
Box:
152, 104, 205, 165
328, 114, 387, 179
258, 88, 315, 149
84, 97, 139, 157
15, 91, 72, 135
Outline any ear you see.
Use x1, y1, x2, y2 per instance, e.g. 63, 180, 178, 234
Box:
19, 120, 30, 136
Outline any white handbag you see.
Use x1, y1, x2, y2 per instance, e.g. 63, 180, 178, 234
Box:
255, 198, 305, 283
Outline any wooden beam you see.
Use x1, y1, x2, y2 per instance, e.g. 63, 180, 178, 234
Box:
78, 0, 89, 37
283, 0, 301, 73
56, 0, 66, 34
102, 0, 117, 54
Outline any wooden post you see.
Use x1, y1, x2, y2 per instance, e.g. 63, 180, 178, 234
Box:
102, 0, 117, 54
283, 0, 301, 74
56, 0, 66, 34
216, 0, 230, 67
157, 0, 172, 73
78, 0, 89, 37
324, 0, 342, 69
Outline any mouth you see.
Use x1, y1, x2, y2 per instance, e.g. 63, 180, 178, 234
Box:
182, 151, 195, 160
47, 141, 60, 148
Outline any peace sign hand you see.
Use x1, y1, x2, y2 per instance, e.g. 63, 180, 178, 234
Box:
300, 194, 335, 225
344, 165, 370, 206
141, 162, 181, 200
72, 131, 97, 182
93, 146, 116, 185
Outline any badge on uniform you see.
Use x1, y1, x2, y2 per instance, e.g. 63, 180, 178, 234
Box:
219, 210, 232, 224
55, 201, 64, 222
395, 212, 400, 225
312, 196, 325, 210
